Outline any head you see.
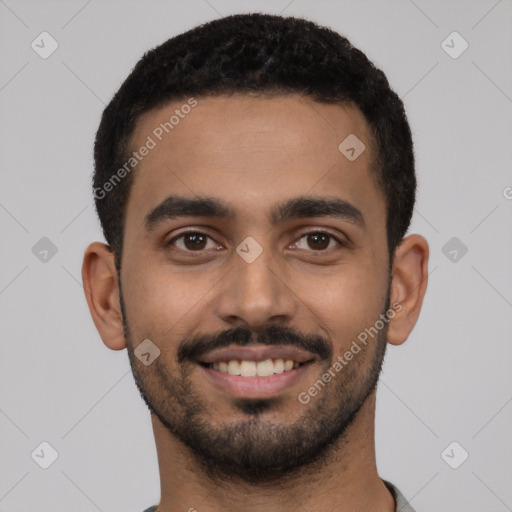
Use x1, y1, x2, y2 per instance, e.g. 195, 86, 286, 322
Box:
83, 13, 428, 485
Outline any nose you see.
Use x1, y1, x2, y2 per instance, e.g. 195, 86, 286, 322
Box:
214, 243, 298, 329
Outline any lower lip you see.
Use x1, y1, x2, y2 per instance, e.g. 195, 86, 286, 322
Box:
199, 362, 313, 399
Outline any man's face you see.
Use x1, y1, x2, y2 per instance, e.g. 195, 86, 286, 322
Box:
119, 95, 390, 483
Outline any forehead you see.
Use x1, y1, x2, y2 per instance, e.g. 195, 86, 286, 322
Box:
124, 94, 384, 233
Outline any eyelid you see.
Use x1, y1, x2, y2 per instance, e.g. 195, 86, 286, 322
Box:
292, 229, 347, 249
165, 228, 220, 248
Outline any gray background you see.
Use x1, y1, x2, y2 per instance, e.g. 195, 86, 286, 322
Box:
1, 0, 511, 511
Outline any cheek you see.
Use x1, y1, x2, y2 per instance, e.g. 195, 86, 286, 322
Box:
294, 262, 388, 345
121, 261, 219, 338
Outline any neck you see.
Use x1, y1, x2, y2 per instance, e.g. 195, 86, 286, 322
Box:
151, 392, 394, 512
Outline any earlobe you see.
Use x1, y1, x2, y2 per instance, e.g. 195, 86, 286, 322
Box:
387, 234, 429, 346
81, 242, 126, 351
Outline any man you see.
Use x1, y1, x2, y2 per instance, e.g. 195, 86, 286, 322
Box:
82, 13, 428, 512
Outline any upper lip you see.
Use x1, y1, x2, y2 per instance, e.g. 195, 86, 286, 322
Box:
197, 345, 318, 364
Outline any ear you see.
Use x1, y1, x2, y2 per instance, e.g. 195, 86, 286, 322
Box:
387, 234, 429, 346
81, 242, 126, 350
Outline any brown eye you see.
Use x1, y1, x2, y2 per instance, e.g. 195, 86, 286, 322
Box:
295, 232, 342, 251
183, 233, 207, 250
167, 232, 216, 251
307, 233, 330, 250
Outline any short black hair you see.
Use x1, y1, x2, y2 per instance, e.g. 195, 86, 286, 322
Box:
93, 13, 416, 268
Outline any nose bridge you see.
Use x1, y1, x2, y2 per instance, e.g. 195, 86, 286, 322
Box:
215, 243, 296, 327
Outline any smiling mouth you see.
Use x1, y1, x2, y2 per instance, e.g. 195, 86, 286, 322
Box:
199, 358, 312, 377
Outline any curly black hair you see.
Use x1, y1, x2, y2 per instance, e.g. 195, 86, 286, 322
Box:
93, 13, 416, 267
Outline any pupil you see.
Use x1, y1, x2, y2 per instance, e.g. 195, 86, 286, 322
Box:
186, 233, 206, 250
309, 233, 328, 250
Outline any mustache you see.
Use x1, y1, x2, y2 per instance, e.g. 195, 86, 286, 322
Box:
177, 324, 332, 364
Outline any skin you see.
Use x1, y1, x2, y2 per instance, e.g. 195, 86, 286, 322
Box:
82, 94, 429, 512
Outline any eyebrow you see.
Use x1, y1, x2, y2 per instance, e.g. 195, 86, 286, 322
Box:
144, 195, 365, 231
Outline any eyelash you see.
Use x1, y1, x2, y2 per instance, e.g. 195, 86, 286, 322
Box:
165, 229, 345, 253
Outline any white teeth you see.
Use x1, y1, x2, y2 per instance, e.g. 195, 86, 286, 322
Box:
227, 360, 241, 375
210, 358, 300, 377
240, 360, 257, 377
274, 358, 285, 373
256, 359, 274, 377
